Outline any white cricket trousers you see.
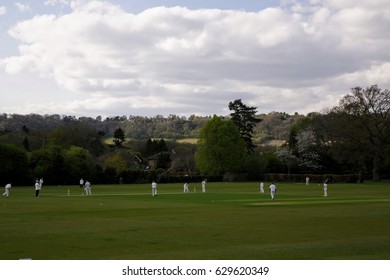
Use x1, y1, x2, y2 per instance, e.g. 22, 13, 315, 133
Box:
2, 188, 9, 197
85, 187, 92, 196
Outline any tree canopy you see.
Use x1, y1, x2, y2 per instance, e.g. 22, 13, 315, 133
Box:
329, 85, 390, 181
228, 99, 261, 154
195, 115, 247, 176
113, 127, 126, 147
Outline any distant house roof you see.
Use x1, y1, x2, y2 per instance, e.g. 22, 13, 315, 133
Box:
147, 151, 166, 160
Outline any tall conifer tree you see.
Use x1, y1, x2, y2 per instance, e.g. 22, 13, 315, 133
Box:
228, 99, 261, 154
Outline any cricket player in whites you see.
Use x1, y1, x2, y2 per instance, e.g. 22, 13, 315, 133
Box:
201, 179, 206, 193
84, 180, 92, 196
183, 182, 189, 193
35, 180, 41, 197
260, 182, 265, 194
151, 181, 157, 196
323, 178, 328, 197
269, 183, 277, 200
2, 183, 11, 197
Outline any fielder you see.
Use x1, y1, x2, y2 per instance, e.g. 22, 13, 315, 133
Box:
306, 176, 310, 186
201, 179, 206, 193
35, 180, 41, 197
79, 178, 84, 188
84, 180, 92, 196
2, 183, 11, 197
323, 179, 328, 197
151, 181, 158, 196
260, 182, 264, 194
269, 183, 277, 200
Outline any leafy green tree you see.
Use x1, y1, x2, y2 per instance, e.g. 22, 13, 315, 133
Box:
22, 136, 30, 151
244, 154, 268, 181
105, 152, 129, 174
143, 138, 168, 156
0, 143, 29, 185
29, 146, 66, 184
329, 85, 390, 181
113, 127, 126, 147
195, 115, 247, 176
63, 146, 95, 183
262, 150, 285, 173
228, 99, 261, 154
49, 122, 105, 156
157, 139, 168, 152
22, 125, 30, 134
144, 138, 153, 155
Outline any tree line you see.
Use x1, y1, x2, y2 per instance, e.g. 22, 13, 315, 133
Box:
0, 85, 389, 185
195, 85, 389, 182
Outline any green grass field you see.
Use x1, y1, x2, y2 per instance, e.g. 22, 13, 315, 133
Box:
1, 181, 389, 260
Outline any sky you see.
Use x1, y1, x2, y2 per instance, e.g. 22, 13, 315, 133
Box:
0, 0, 389, 118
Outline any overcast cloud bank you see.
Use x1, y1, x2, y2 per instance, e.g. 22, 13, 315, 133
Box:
1, 0, 389, 117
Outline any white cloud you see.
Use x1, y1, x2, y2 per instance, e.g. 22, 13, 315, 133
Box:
44, 0, 58, 6
337, 62, 390, 87
44, 0, 70, 6
323, 0, 390, 10
0, 6, 6, 16
1, 0, 390, 117
14, 2, 31, 12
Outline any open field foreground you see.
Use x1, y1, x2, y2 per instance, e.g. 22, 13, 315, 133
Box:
1, 181, 389, 260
